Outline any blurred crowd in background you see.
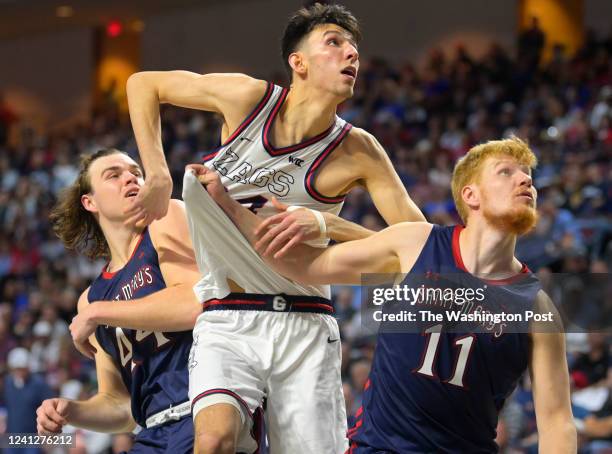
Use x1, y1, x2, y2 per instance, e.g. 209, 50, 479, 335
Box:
0, 23, 611, 454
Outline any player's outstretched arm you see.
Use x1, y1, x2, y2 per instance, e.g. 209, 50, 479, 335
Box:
194, 164, 429, 285
125, 71, 266, 223
70, 200, 202, 350
260, 219, 406, 285
38, 290, 136, 435
529, 291, 577, 453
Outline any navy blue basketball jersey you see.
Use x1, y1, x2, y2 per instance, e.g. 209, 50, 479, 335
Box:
88, 229, 193, 427
349, 225, 541, 453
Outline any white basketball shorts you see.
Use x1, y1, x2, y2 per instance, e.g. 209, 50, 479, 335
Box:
182, 170, 348, 454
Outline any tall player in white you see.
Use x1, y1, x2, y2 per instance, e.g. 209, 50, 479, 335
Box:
126, 4, 424, 454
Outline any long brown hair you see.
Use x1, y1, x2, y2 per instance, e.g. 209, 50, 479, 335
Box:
50, 148, 125, 259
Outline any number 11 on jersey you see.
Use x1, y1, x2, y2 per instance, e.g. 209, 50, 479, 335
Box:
413, 324, 475, 388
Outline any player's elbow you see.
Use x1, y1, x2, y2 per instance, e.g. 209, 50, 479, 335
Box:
117, 415, 137, 434
187, 301, 203, 329
127, 72, 157, 97
127, 72, 146, 90
96, 393, 136, 433
561, 420, 577, 443
113, 398, 136, 434
180, 284, 203, 329
538, 416, 577, 451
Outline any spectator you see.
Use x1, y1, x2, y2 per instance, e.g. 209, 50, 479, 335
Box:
580, 393, 612, 453
4, 348, 54, 453
518, 17, 545, 69
571, 333, 610, 389
29, 321, 61, 373
349, 358, 372, 415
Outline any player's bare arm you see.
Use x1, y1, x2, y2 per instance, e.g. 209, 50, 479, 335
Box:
253, 196, 376, 258
240, 207, 405, 285
528, 291, 577, 453
125, 71, 267, 223
261, 221, 431, 285
255, 128, 425, 257
194, 163, 430, 284
69, 200, 202, 351
37, 289, 136, 435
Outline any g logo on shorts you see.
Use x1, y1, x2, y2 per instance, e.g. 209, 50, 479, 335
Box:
272, 295, 287, 311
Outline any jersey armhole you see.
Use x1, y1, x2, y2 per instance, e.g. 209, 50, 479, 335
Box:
404, 224, 439, 275
93, 326, 115, 358
304, 123, 353, 204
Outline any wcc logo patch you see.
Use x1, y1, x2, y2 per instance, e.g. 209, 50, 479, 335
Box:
288, 156, 304, 167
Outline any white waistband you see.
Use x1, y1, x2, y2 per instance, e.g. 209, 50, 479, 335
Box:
145, 401, 191, 429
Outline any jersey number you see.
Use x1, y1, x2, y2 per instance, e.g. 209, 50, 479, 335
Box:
115, 328, 170, 368
237, 195, 268, 214
414, 324, 475, 388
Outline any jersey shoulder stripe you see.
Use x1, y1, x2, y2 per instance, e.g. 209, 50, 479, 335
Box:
304, 123, 353, 203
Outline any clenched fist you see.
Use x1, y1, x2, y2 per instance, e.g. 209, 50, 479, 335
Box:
36, 398, 70, 435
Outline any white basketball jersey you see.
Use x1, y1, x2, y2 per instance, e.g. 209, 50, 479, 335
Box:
202, 83, 352, 223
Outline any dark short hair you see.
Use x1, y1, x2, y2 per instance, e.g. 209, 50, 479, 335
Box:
281, 2, 361, 81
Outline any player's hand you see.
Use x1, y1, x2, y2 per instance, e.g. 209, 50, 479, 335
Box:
255, 198, 322, 259
124, 172, 173, 226
186, 164, 230, 205
69, 305, 98, 360
37, 398, 70, 435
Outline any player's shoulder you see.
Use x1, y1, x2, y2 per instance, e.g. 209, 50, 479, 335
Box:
341, 127, 386, 160
166, 198, 186, 215
530, 289, 565, 334
344, 126, 377, 148
148, 199, 187, 239
533, 289, 558, 316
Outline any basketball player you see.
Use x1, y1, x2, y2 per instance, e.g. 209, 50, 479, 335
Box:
126, 3, 424, 453
197, 137, 577, 453
36, 149, 202, 453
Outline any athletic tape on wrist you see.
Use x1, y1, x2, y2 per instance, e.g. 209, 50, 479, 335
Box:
286, 206, 328, 240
